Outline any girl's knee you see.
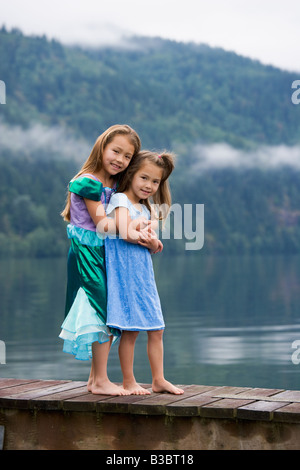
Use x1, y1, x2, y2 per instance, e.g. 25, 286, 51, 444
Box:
121, 331, 139, 342
148, 329, 164, 340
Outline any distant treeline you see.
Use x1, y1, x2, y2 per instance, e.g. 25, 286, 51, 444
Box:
0, 150, 299, 258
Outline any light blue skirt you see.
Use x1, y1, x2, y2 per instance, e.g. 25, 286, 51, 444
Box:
59, 287, 119, 360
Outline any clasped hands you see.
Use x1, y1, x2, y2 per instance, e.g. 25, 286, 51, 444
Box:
135, 217, 163, 254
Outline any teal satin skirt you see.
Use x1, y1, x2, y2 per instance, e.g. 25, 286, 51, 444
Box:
59, 238, 120, 360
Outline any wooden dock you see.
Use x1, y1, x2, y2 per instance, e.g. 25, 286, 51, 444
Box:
1, 377, 300, 450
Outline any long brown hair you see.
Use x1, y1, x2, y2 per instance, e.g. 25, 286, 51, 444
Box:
117, 150, 175, 220
61, 124, 141, 222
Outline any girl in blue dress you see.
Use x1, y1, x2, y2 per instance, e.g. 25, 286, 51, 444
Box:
105, 150, 184, 395
59, 124, 146, 396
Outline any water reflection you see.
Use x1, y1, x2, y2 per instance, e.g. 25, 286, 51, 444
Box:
1, 253, 300, 390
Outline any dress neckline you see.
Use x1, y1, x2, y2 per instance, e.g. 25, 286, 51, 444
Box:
122, 193, 145, 214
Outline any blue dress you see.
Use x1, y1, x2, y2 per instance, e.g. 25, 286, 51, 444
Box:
105, 193, 165, 331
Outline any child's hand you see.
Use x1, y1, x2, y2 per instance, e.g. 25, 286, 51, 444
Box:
139, 224, 157, 237
138, 229, 163, 254
152, 239, 163, 254
134, 217, 151, 231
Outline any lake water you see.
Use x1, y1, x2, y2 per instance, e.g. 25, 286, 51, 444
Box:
1, 252, 300, 391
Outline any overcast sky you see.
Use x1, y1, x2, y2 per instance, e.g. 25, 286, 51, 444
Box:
2, 0, 300, 72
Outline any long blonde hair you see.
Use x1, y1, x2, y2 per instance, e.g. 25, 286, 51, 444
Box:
117, 150, 175, 220
61, 124, 141, 222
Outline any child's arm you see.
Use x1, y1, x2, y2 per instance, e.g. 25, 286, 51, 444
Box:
84, 198, 118, 235
114, 206, 150, 243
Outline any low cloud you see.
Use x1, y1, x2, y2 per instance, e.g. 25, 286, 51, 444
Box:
191, 142, 300, 171
53, 22, 142, 50
0, 121, 91, 161
1, 121, 300, 172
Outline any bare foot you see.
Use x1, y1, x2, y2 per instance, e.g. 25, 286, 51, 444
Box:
88, 379, 131, 396
123, 380, 151, 395
87, 379, 93, 392
152, 378, 184, 395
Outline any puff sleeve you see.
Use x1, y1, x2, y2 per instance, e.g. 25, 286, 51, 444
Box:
69, 177, 103, 201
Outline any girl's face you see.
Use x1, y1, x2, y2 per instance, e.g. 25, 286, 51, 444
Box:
127, 161, 163, 203
102, 135, 135, 176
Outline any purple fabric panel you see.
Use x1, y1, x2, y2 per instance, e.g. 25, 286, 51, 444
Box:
70, 192, 97, 231
70, 177, 116, 232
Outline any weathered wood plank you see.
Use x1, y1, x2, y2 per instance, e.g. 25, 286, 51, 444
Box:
63, 392, 113, 411
212, 390, 300, 403
269, 390, 300, 403
166, 395, 221, 417
236, 400, 288, 421
0, 378, 39, 389
164, 385, 221, 416
0, 380, 68, 398
128, 393, 185, 415
95, 387, 154, 414
126, 385, 214, 416
273, 403, 300, 423
212, 385, 253, 395
200, 398, 256, 419
30, 383, 88, 410
0, 380, 71, 409
230, 387, 284, 398
1, 381, 71, 398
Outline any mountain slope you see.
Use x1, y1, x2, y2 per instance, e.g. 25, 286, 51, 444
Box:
1, 27, 299, 149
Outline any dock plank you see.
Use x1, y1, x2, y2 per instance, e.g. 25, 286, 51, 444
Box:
200, 398, 257, 419
236, 400, 288, 421
1, 380, 72, 399
126, 385, 216, 415
269, 390, 300, 402
165, 386, 226, 416
228, 387, 284, 399
0, 380, 71, 409
30, 383, 88, 410
0, 380, 68, 398
211, 389, 300, 403
0, 378, 39, 390
273, 403, 300, 423
64, 391, 114, 411
166, 395, 221, 417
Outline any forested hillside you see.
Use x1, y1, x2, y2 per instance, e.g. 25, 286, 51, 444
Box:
1, 26, 299, 148
0, 27, 299, 257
